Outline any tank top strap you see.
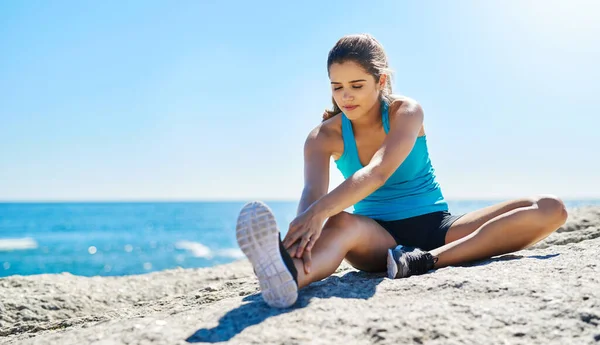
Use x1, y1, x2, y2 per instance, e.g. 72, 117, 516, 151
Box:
382, 100, 390, 134
340, 114, 359, 160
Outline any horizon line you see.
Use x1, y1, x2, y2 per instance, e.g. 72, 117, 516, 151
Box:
1, 197, 599, 204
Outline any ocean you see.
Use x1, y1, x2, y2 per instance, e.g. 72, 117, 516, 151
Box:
1, 199, 598, 278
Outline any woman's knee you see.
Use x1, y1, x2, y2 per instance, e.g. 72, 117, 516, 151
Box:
320, 212, 363, 247
534, 194, 568, 226
324, 211, 356, 229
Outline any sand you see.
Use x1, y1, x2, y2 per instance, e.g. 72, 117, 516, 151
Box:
1, 206, 599, 345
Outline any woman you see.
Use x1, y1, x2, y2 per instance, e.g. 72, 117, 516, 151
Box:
235, 33, 567, 308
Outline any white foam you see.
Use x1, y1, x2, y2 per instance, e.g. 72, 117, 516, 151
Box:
0, 238, 38, 251
174, 241, 244, 260
175, 241, 213, 258
217, 248, 245, 259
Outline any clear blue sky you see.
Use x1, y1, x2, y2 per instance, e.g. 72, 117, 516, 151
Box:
1, 0, 599, 201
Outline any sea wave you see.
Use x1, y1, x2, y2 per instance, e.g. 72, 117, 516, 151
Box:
216, 248, 244, 259
0, 237, 38, 251
175, 241, 212, 258
174, 241, 244, 259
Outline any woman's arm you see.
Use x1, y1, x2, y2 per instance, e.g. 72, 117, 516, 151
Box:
296, 124, 333, 215
284, 123, 333, 272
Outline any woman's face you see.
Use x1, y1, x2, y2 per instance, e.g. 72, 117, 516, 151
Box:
329, 60, 384, 120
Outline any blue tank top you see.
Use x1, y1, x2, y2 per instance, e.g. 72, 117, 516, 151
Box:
334, 101, 449, 221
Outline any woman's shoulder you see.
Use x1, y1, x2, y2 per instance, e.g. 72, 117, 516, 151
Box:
304, 112, 343, 154
387, 94, 421, 115
310, 112, 342, 139
387, 94, 426, 136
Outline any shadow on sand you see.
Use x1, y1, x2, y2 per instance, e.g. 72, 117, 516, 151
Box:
465, 253, 560, 267
186, 270, 385, 343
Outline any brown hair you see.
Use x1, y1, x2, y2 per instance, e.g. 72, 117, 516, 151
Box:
323, 34, 394, 121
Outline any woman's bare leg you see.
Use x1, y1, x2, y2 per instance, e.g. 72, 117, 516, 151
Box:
430, 195, 568, 267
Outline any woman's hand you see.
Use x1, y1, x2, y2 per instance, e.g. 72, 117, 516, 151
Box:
283, 207, 326, 259
286, 241, 313, 274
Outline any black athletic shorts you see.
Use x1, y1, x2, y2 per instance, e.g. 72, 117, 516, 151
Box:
374, 211, 465, 251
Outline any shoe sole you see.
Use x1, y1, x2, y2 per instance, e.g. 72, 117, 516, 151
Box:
236, 201, 298, 308
386, 248, 398, 279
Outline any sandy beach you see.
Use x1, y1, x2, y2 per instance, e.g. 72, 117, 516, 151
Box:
1, 206, 599, 345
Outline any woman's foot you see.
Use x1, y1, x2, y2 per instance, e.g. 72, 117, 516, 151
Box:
387, 245, 438, 279
236, 201, 298, 308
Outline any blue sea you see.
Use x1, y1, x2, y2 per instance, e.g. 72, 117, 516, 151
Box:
1, 200, 598, 278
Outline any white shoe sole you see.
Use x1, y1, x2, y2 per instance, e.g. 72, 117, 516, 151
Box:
387, 248, 398, 279
236, 201, 298, 308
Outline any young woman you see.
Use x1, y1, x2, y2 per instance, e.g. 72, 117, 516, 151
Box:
235, 34, 568, 308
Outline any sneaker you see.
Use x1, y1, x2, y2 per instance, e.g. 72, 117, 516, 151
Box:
387, 245, 438, 279
236, 201, 298, 308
